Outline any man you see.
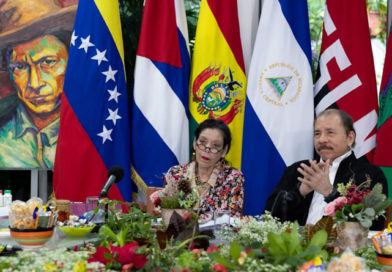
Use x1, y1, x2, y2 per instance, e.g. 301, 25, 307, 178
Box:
265, 109, 388, 230
0, 0, 76, 168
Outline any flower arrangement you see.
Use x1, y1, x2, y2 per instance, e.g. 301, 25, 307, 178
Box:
324, 178, 389, 228
151, 178, 199, 210
227, 211, 292, 245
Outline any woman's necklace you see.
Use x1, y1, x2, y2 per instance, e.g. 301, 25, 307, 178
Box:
194, 167, 210, 194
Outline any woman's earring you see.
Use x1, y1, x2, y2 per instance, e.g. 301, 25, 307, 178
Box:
192, 152, 196, 161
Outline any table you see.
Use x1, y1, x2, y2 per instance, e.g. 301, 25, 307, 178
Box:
0, 227, 98, 251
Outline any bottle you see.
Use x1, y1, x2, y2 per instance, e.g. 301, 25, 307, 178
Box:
0, 190, 3, 207
4, 190, 12, 208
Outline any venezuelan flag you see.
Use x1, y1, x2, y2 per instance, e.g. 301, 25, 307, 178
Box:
190, 0, 246, 169
54, 0, 131, 201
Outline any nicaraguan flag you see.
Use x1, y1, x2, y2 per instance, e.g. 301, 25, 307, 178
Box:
54, 0, 131, 202
242, 0, 314, 215
131, 0, 190, 194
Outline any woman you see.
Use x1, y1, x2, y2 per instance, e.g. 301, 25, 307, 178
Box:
154, 119, 244, 221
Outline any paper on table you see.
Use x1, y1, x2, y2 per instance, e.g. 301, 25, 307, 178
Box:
199, 214, 231, 229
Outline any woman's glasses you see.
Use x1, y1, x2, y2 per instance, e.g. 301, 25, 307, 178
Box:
196, 141, 223, 154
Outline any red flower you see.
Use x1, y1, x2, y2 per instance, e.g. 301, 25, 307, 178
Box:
245, 248, 253, 254
88, 242, 147, 269
189, 241, 195, 250
212, 264, 228, 272
207, 246, 220, 253
88, 246, 112, 264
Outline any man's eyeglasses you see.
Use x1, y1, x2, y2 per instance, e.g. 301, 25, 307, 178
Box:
196, 141, 223, 154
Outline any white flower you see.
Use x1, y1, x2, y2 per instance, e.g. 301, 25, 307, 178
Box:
227, 211, 292, 245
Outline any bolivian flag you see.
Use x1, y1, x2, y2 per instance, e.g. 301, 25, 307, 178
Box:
190, 0, 246, 169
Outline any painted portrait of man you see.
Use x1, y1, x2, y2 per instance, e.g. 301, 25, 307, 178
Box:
0, 0, 77, 168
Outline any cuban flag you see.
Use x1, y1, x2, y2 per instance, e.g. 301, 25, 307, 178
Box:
131, 0, 190, 195
53, 0, 131, 202
242, 0, 314, 215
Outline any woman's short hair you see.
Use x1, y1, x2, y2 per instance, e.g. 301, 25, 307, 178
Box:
316, 109, 356, 147
194, 118, 232, 152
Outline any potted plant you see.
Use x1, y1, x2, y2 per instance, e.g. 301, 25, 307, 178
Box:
150, 178, 199, 228
324, 178, 389, 251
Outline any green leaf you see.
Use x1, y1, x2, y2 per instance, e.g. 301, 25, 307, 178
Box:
308, 230, 327, 248
283, 230, 301, 255
103, 252, 112, 261
230, 242, 241, 262
352, 204, 364, 213
213, 254, 237, 270
361, 219, 372, 228
267, 232, 287, 254
363, 208, 375, 217
99, 225, 119, 245
335, 210, 344, 217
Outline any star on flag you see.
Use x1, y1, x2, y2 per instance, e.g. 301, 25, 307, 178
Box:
91, 49, 108, 66
71, 30, 125, 145
78, 35, 95, 53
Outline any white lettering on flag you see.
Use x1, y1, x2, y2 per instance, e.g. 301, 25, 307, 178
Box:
353, 110, 378, 158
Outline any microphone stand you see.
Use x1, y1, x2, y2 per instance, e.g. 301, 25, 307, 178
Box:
99, 192, 109, 223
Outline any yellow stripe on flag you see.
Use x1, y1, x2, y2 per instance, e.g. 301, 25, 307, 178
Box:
190, 0, 246, 169
94, 0, 125, 70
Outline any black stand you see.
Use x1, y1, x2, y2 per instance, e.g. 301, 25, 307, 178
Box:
99, 192, 109, 223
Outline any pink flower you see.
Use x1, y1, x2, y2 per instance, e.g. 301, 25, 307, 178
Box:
150, 191, 162, 207
335, 196, 348, 206
334, 196, 348, 211
324, 202, 336, 216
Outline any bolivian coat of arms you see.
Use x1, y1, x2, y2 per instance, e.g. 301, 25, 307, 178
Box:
191, 65, 244, 124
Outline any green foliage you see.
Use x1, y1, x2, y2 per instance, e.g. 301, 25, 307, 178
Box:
97, 201, 156, 246
160, 196, 182, 209
118, 0, 143, 91
263, 222, 328, 267
185, 0, 200, 54
308, 0, 325, 80
143, 236, 209, 271
178, 190, 199, 209
356, 245, 383, 270
367, 0, 387, 13
160, 180, 199, 209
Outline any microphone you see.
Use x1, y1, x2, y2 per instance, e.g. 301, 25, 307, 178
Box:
99, 166, 124, 198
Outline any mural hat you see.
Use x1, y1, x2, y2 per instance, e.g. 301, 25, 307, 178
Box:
0, 0, 77, 69
0, 0, 77, 97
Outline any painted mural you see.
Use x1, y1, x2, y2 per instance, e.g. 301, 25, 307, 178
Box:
0, 0, 77, 168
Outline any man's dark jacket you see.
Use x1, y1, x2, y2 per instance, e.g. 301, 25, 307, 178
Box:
264, 153, 388, 230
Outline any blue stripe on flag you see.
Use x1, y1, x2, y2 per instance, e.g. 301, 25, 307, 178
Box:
64, 1, 131, 200
131, 103, 179, 186
242, 0, 314, 215
132, 0, 190, 191
242, 97, 286, 215
152, 29, 190, 111
278, 0, 312, 66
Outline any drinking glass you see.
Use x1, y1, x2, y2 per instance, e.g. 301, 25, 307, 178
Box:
213, 210, 231, 239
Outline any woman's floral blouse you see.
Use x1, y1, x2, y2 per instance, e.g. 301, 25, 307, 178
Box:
160, 161, 244, 221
